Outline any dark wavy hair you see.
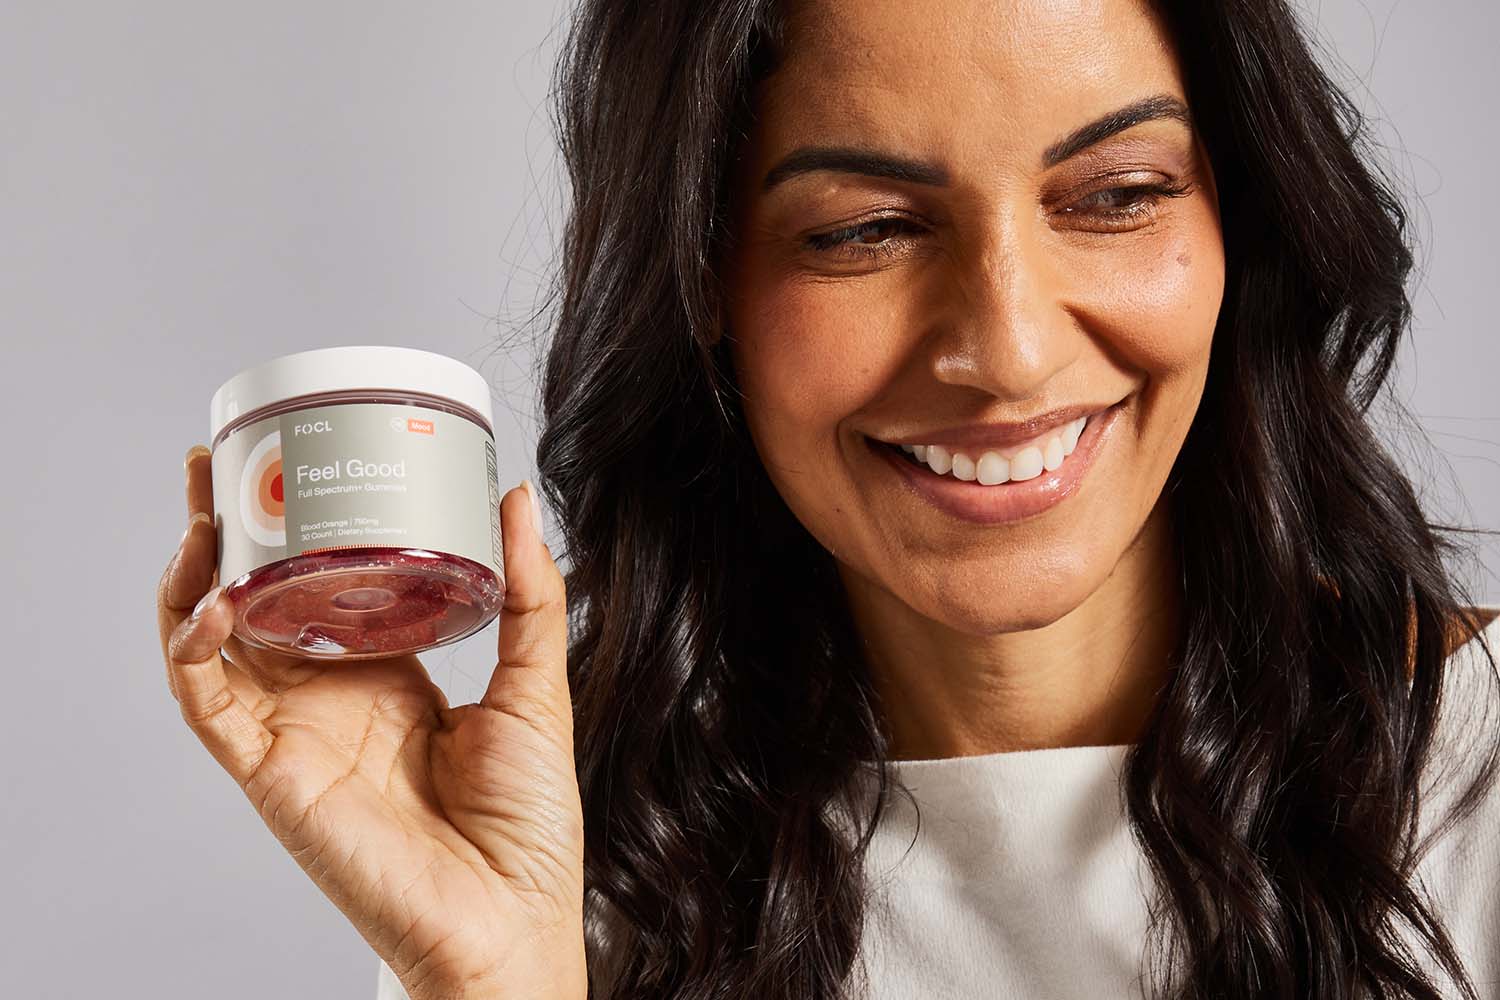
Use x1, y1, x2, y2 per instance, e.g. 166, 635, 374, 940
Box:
520, 0, 1500, 997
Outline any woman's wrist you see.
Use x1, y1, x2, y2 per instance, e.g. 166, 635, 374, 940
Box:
402, 929, 587, 1000
409, 971, 585, 1000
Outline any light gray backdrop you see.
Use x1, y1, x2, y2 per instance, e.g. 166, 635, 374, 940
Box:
3, 2, 1495, 998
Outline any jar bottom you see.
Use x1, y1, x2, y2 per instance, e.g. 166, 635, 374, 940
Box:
225, 548, 505, 659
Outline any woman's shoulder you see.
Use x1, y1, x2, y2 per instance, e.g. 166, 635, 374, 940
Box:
1408, 603, 1500, 997
1415, 602, 1500, 854
1429, 604, 1500, 729
1432, 603, 1500, 736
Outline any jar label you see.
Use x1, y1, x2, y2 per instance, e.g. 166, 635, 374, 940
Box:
212, 402, 504, 584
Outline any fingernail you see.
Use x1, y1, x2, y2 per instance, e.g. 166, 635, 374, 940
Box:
184, 443, 210, 472
191, 585, 224, 622
522, 478, 544, 539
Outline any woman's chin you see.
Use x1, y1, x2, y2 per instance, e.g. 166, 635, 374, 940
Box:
903, 574, 1100, 635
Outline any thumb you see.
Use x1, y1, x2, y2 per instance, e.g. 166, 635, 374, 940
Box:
481, 479, 573, 740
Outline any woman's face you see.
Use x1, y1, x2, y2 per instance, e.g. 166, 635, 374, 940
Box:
722, 0, 1225, 634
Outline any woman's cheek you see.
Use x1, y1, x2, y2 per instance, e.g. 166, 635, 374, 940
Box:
733, 272, 905, 433
1066, 227, 1223, 374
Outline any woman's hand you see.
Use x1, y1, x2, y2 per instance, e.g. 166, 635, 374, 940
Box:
156, 445, 585, 1000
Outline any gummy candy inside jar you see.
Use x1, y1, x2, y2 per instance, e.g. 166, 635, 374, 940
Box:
229, 546, 502, 658
209, 346, 507, 660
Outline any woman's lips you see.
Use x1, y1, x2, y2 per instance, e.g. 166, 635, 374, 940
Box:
867, 397, 1125, 525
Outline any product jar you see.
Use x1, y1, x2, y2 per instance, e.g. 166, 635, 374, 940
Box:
209, 345, 506, 659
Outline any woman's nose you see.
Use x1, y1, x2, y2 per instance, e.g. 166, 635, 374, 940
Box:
927, 213, 1080, 402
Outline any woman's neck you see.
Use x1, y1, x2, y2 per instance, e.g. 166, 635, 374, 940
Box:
842, 501, 1181, 761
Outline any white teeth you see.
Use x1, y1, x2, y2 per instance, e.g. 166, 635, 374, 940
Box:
1042, 435, 1065, 471
1009, 445, 1044, 481
975, 451, 1010, 485
1061, 416, 1086, 455
889, 412, 1095, 486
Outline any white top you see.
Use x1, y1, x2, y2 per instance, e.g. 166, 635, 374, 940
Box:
376, 608, 1500, 999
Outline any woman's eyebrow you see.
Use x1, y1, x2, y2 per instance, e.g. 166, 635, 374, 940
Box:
1041, 93, 1191, 167
760, 92, 1193, 192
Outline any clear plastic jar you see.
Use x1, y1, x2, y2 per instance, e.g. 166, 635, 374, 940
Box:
209, 346, 506, 659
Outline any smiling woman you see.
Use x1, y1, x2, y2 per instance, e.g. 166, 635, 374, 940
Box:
510, 1, 1500, 1000
418, 0, 1500, 998
718, 0, 1229, 762
735, 88, 1206, 530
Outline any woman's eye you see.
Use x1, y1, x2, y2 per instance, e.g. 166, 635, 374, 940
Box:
804, 217, 924, 260
801, 178, 1193, 261
1059, 179, 1194, 228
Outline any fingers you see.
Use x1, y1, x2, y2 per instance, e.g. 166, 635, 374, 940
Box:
157, 477, 220, 657
158, 445, 217, 652
164, 585, 275, 785
480, 480, 573, 738
186, 443, 214, 522
163, 443, 322, 694
221, 633, 324, 690
158, 444, 274, 784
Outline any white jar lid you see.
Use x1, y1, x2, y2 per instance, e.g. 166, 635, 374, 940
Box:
210, 345, 495, 441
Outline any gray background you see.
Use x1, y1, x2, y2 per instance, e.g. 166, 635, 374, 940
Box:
2, 2, 1494, 997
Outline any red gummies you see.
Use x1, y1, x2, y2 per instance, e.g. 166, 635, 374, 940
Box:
225, 547, 503, 659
